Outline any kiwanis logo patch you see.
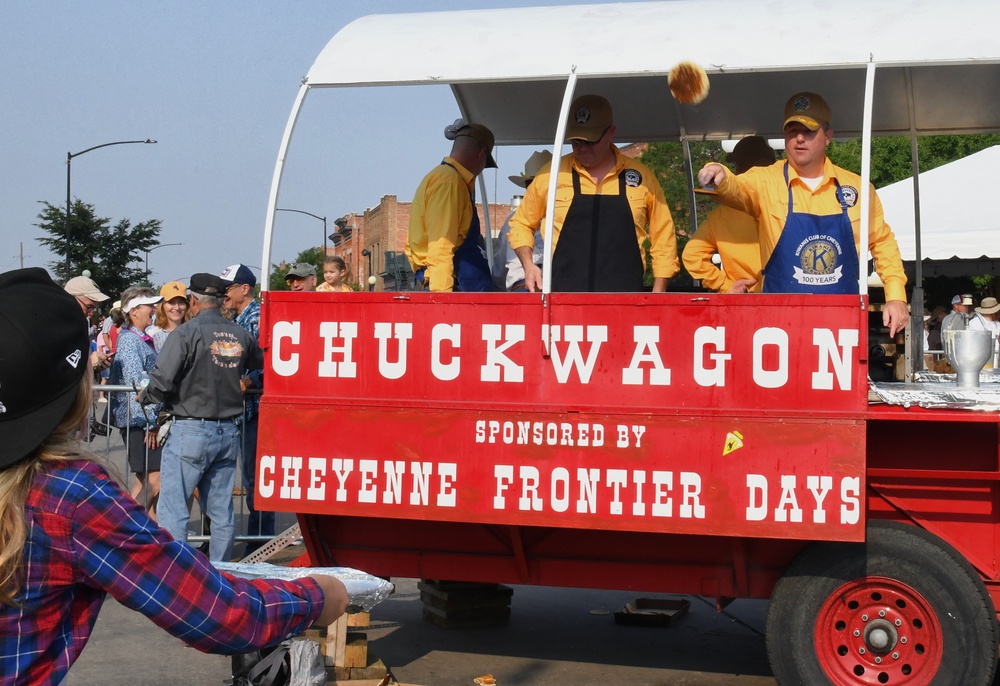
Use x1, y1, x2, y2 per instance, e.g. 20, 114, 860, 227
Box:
792, 234, 845, 286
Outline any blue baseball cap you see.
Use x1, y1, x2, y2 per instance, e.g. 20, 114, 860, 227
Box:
220, 263, 256, 287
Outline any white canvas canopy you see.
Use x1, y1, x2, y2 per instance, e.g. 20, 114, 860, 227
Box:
879, 146, 1000, 276
262, 0, 1000, 286
302, 0, 1000, 143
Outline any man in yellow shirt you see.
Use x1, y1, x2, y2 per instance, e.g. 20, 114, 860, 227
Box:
508, 94, 679, 293
683, 136, 776, 293
697, 92, 908, 336
406, 121, 497, 292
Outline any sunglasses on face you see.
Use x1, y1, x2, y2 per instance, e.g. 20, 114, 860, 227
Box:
571, 126, 611, 147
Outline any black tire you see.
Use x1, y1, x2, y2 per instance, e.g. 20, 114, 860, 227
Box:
767, 520, 997, 686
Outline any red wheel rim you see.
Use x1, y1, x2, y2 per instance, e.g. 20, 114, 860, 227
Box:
813, 576, 943, 685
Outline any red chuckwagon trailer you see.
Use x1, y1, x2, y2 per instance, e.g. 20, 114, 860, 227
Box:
253, 2, 1000, 683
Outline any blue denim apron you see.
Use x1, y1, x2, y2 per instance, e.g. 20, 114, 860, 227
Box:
451, 195, 493, 292
414, 161, 493, 292
761, 163, 860, 294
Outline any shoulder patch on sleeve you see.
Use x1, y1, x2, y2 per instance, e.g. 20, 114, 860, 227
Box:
624, 169, 642, 187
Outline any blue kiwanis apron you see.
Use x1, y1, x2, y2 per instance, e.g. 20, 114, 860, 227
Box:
761, 163, 860, 294
551, 168, 644, 292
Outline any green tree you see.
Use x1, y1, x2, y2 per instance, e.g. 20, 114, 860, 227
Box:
639, 141, 724, 288
641, 141, 724, 244
827, 134, 1000, 187
35, 200, 162, 298
269, 246, 326, 291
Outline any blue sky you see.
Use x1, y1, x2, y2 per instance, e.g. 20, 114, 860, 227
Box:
0, 0, 634, 286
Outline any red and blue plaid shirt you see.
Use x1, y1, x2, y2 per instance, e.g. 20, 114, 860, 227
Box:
1, 460, 323, 685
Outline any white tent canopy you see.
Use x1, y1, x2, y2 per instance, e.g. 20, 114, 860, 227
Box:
879, 146, 1000, 270
305, 0, 1000, 144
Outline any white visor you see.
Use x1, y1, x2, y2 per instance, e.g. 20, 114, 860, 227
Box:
122, 295, 164, 313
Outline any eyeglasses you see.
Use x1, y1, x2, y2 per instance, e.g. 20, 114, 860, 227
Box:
76, 297, 97, 314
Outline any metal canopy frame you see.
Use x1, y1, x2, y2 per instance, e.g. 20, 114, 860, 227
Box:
260, 0, 1000, 299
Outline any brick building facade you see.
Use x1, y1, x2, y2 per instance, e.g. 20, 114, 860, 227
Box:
325, 143, 647, 290
327, 195, 512, 291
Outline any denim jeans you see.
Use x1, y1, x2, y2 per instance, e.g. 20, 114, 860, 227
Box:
159, 418, 239, 561
241, 417, 275, 541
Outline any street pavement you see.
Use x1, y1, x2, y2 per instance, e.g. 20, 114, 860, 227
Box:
70, 426, 779, 685
366, 579, 775, 686
67, 577, 777, 686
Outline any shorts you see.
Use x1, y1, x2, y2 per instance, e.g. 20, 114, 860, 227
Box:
119, 427, 162, 474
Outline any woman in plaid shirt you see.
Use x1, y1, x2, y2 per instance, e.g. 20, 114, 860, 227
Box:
0, 268, 348, 686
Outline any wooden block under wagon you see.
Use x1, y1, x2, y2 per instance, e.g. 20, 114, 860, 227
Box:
420, 589, 513, 612
418, 582, 512, 603
422, 605, 511, 628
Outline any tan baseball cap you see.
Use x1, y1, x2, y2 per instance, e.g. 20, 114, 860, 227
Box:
455, 123, 498, 168
784, 92, 832, 131
64, 275, 110, 302
566, 95, 613, 142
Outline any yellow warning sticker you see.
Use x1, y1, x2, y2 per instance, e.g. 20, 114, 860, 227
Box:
723, 431, 744, 456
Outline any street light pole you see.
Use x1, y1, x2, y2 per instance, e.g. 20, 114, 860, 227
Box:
65, 139, 157, 276
275, 208, 328, 256
361, 248, 374, 291
145, 242, 184, 278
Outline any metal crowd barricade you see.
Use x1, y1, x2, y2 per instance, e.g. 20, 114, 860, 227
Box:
87, 384, 296, 550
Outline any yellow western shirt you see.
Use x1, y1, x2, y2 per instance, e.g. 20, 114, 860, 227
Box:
405, 156, 474, 292
709, 158, 907, 302
683, 205, 762, 293
508, 147, 679, 280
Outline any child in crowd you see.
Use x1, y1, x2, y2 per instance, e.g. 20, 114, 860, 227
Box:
316, 256, 353, 292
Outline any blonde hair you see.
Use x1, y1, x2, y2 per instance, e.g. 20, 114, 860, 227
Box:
154, 296, 190, 329
0, 375, 94, 606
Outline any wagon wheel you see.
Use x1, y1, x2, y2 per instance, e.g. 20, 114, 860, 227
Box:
766, 520, 997, 686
